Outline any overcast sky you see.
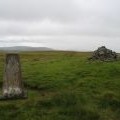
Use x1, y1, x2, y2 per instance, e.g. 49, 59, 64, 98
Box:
0, 0, 120, 51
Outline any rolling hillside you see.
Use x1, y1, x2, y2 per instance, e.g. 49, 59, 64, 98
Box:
0, 46, 53, 52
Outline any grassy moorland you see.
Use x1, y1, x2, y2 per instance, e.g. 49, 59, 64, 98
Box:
0, 51, 120, 120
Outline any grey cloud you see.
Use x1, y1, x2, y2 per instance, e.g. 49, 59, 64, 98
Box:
0, 0, 120, 51
0, 0, 79, 22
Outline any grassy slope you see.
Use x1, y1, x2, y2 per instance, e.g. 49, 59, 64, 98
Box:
0, 51, 120, 120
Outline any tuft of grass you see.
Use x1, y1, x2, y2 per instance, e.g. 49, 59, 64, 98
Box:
99, 91, 120, 110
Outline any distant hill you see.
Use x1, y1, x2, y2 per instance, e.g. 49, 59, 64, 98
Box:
0, 46, 53, 52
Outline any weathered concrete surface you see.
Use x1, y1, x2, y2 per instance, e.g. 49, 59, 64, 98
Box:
0, 53, 27, 100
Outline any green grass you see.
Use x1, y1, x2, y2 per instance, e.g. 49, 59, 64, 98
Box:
0, 51, 120, 120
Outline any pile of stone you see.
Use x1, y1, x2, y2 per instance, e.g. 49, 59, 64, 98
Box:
89, 46, 118, 61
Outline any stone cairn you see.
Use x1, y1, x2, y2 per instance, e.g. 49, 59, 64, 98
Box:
89, 46, 118, 61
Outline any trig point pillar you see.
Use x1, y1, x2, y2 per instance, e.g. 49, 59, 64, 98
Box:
1, 53, 26, 99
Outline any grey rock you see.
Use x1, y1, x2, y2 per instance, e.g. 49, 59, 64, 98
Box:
89, 46, 118, 61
